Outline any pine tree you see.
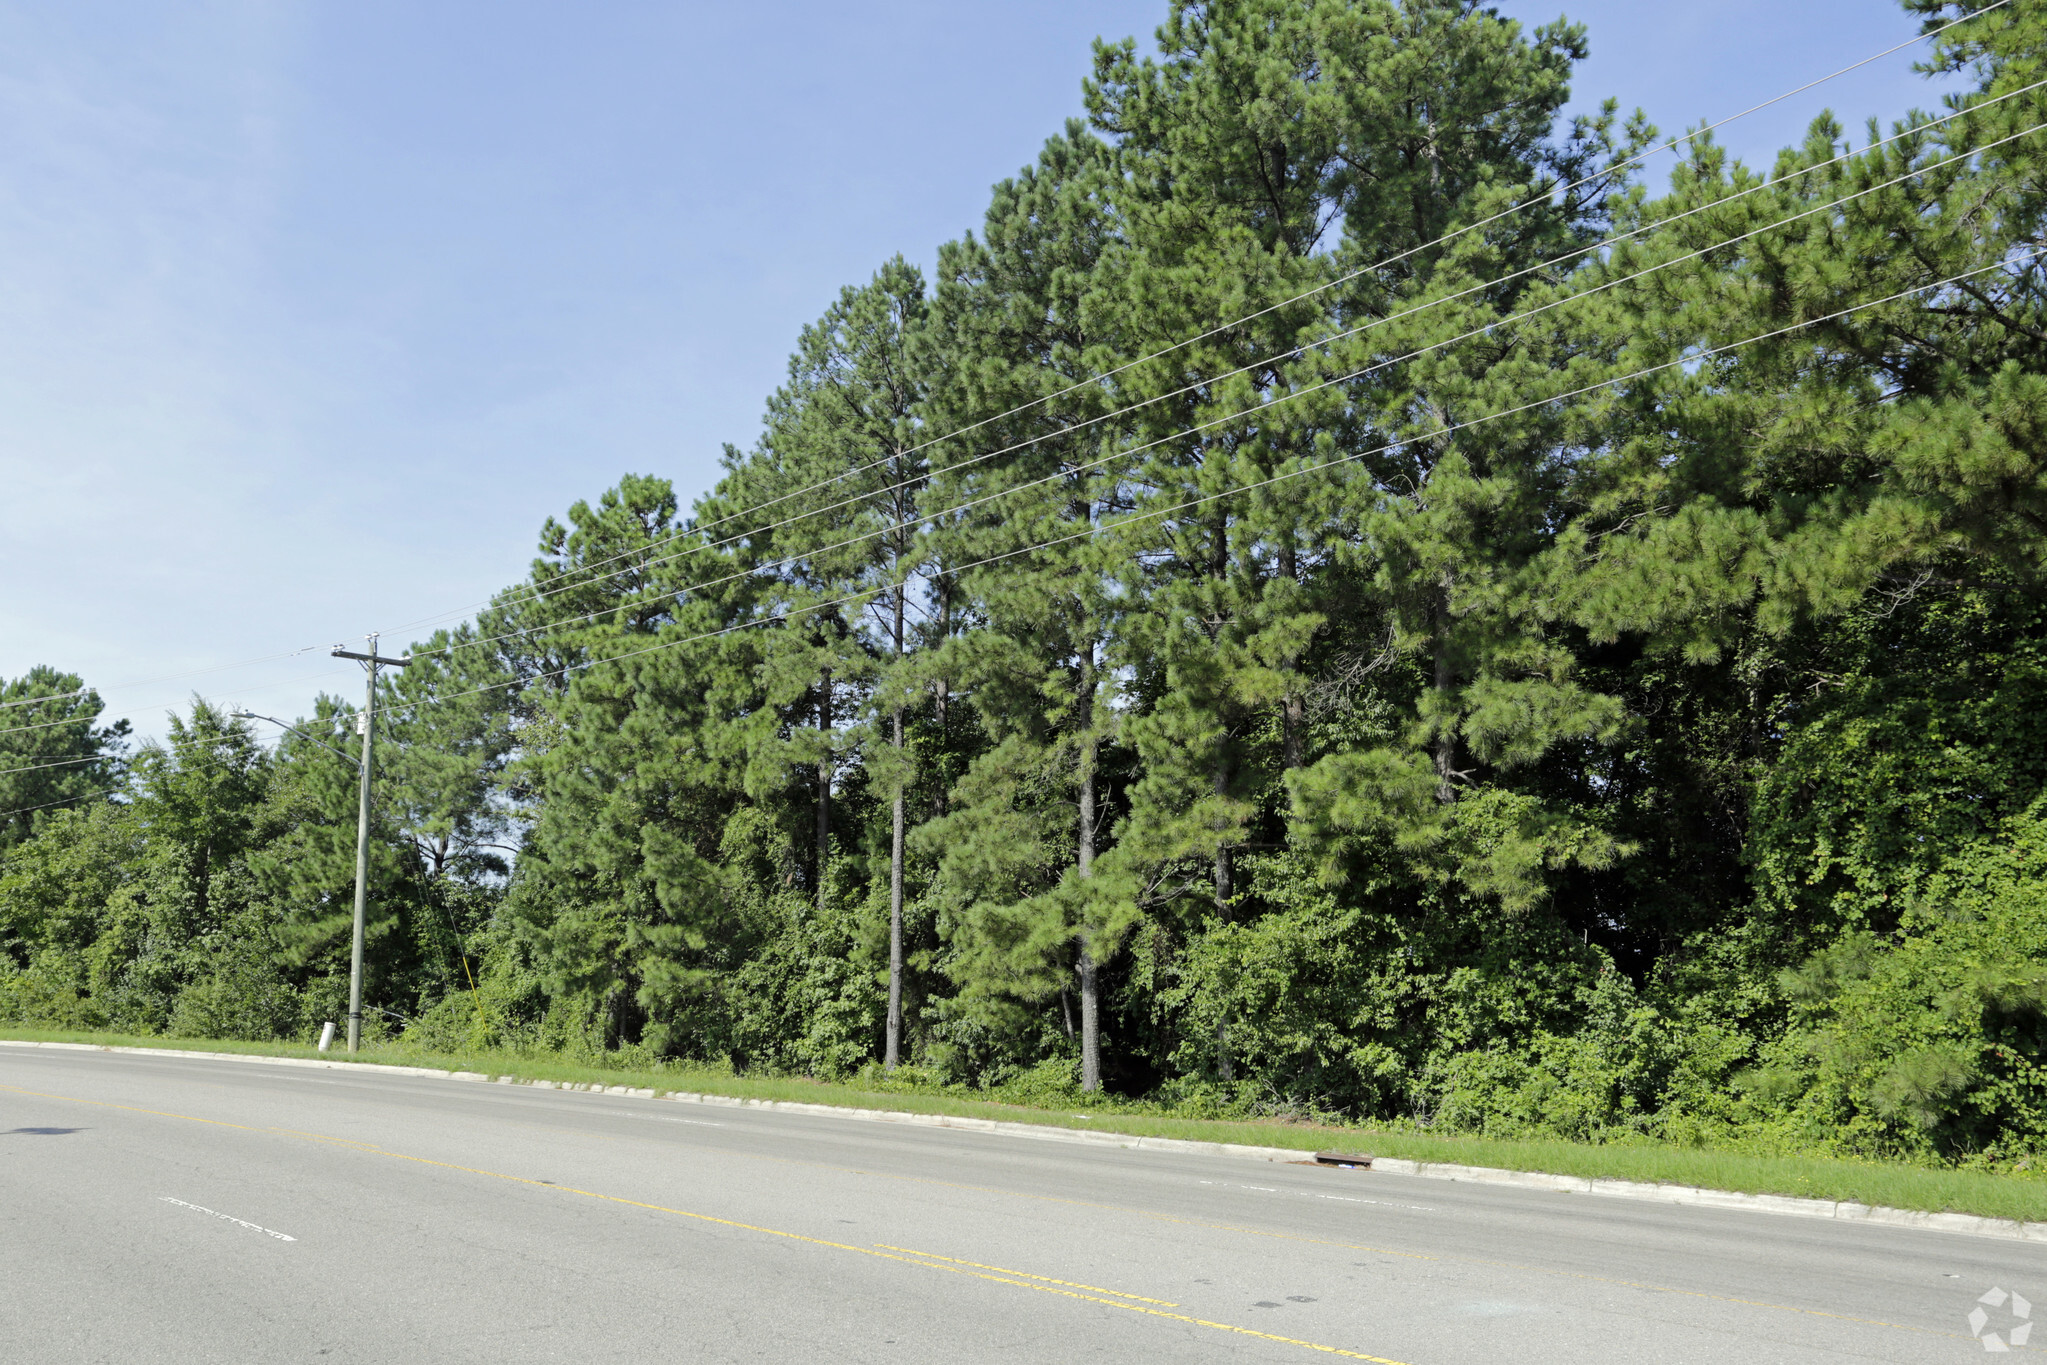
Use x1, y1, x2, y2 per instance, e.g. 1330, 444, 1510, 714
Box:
1081, 1, 1631, 1083
920, 126, 1133, 1089
721, 258, 934, 1067
1563, 0, 2047, 688
0, 667, 129, 849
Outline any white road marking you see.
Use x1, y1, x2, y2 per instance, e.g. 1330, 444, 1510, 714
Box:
596, 1109, 724, 1127
1316, 1193, 1437, 1212
159, 1196, 296, 1241
1198, 1179, 1436, 1213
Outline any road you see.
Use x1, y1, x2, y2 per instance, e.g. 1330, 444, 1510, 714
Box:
1, 1044, 2038, 1363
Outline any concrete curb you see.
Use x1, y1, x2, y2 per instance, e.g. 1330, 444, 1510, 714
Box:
1363, 1158, 2047, 1242
8, 1038, 2043, 1243
0, 1040, 1308, 1163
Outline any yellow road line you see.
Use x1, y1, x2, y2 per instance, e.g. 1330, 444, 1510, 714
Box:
628, 1127, 1967, 1344
3, 1080, 1967, 1347
395, 1080, 1447, 1261
885, 1249, 1410, 1361
714, 1147, 1440, 1261
872, 1243, 1181, 1304
0, 1083, 1412, 1364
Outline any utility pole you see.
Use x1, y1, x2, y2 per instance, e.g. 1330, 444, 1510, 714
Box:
332, 633, 410, 1053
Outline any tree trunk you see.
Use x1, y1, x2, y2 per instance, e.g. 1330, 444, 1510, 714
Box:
816, 667, 832, 916
1206, 506, 1237, 1081
1075, 497, 1105, 1094
1077, 690, 1101, 1093
1433, 571, 1457, 804
886, 709, 906, 1070
931, 577, 950, 819
194, 843, 211, 927
1077, 943, 1100, 1091
1211, 755, 1235, 918
885, 583, 907, 1071
1280, 540, 1304, 771
1208, 508, 1235, 918
1212, 761, 1235, 1083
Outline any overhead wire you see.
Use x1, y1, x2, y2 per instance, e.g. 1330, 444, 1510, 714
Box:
392, 249, 2047, 717
0, 663, 369, 742
0, 668, 361, 741
0, 643, 342, 712
0, 709, 127, 740
0, 714, 354, 775
0, 788, 126, 822
371, 2, 2009, 645
0, 752, 127, 780
0, 707, 364, 822
4, 5, 2019, 795
400, 105, 2047, 668
4, 246, 2034, 824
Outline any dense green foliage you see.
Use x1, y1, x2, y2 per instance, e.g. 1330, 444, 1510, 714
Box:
7, 0, 2047, 1170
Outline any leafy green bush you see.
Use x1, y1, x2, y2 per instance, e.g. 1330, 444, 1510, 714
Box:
1741, 801, 2047, 1162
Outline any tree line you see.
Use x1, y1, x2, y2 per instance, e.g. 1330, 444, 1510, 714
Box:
6, 0, 2047, 1164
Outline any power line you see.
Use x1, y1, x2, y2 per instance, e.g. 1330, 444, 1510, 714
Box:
0, 709, 126, 741
0, 752, 125, 779
0, 643, 335, 712
2, 248, 2031, 826
372, 3, 2008, 646
405, 108, 2047, 669
9, 99, 2029, 783
0, 788, 125, 822
395, 250, 2043, 718
2, 8, 2018, 776
0, 710, 325, 777
0, 710, 358, 822
0, 663, 365, 742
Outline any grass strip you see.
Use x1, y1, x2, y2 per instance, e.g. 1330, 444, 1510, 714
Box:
6, 1025, 2043, 1224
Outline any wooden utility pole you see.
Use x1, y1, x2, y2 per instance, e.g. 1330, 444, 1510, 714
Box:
331, 633, 409, 1053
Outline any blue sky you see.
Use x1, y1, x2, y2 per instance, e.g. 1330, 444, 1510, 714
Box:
0, 0, 1973, 745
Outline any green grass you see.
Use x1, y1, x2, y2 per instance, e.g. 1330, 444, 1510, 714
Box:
8, 1025, 2045, 1225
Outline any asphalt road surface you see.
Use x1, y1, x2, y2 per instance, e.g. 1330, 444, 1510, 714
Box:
2, 1044, 2041, 1363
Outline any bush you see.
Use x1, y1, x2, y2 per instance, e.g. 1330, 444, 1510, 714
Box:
1744, 800, 2047, 1161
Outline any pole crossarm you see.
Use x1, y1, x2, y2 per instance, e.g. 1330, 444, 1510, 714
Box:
332, 648, 412, 667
